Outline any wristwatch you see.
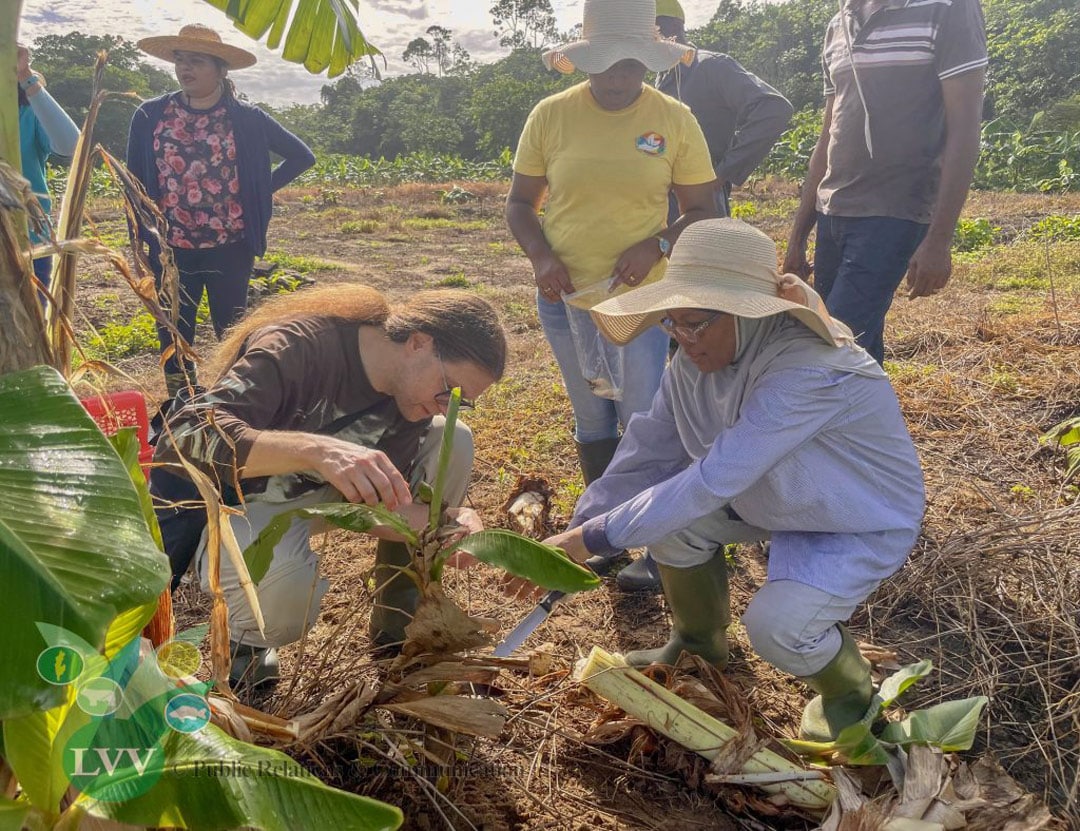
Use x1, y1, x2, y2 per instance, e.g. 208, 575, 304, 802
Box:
655, 235, 672, 258
18, 74, 40, 91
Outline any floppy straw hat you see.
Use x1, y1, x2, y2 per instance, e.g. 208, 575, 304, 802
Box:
543, 0, 693, 74
138, 24, 257, 70
589, 218, 855, 347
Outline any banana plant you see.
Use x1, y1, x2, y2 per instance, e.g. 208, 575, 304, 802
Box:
0, 366, 403, 830
783, 659, 988, 770
241, 388, 599, 772
205, 0, 382, 77
242, 388, 600, 612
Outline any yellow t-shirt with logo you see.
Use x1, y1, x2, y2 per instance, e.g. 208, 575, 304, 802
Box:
514, 81, 715, 290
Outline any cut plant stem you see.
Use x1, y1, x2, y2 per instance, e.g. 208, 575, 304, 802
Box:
575, 647, 836, 815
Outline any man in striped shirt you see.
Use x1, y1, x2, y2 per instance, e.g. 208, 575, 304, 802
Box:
783, 0, 987, 364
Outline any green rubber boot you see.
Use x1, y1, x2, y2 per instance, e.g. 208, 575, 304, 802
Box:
625, 555, 730, 669
797, 626, 874, 741
369, 540, 419, 651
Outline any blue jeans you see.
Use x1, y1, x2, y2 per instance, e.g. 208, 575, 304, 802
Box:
150, 241, 254, 390
813, 214, 928, 365
537, 290, 668, 442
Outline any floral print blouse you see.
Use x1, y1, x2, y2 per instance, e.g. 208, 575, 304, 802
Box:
153, 96, 245, 249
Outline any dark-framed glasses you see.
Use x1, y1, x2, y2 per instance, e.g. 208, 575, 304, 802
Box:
435, 357, 475, 411
659, 312, 723, 344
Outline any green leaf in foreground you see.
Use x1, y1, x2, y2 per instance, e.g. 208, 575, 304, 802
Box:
439, 530, 601, 593
878, 696, 988, 752
243, 502, 418, 583
0, 366, 169, 719
76, 721, 402, 831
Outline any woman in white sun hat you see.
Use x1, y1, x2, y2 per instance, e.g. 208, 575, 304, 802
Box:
506, 0, 719, 592
128, 24, 315, 401
542, 218, 926, 742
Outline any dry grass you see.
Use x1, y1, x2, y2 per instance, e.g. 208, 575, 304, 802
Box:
83, 181, 1080, 828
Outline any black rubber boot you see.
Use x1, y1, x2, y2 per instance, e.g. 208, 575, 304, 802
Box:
625, 555, 731, 670
615, 553, 662, 592
369, 540, 419, 651
797, 626, 874, 741
576, 437, 620, 486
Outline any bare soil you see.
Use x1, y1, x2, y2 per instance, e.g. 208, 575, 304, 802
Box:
74, 180, 1080, 829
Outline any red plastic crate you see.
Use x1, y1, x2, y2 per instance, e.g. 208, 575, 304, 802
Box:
80, 390, 154, 474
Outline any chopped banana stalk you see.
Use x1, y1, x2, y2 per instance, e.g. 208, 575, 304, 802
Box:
575, 647, 836, 814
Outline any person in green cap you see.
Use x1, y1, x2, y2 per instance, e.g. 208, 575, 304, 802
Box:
654, 0, 793, 218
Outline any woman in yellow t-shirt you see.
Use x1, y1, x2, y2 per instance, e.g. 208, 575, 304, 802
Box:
505, 0, 717, 591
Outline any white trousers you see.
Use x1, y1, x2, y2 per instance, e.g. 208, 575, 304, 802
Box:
199, 418, 473, 649
649, 509, 880, 677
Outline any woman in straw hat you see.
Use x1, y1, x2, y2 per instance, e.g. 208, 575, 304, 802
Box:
127, 24, 315, 399
541, 218, 926, 742
506, 0, 719, 592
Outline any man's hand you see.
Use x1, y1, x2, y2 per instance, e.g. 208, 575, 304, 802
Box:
312, 437, 412, 510
905, 235, 952, 299
609, 238, 664, 291
440, 507, 483, 568
781, 237, 812, 280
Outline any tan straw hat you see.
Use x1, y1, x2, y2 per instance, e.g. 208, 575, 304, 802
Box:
589, 218, 855, 347
138, 24, 257, 70
543, 0, 693, 75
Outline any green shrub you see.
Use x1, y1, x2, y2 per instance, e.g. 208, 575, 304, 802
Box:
953, 218, 1000, 252
86, 313, 159, 359
1024, 214, 1080, 242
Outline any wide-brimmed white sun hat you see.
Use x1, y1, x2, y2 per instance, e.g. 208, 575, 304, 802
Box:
543, 0, 693, 75
589, 218, 855, 347
138, 24, 257, 70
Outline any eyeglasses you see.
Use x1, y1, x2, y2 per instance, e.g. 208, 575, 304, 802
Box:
659, 312, 723, 344
435, 356, 475, 411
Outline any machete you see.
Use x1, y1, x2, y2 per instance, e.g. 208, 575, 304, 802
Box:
492, 558, 613, 657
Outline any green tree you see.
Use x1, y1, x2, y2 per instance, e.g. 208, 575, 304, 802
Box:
982, 0, 1080, 122
466, 48, 572, 158
28, 33, 175, 158
402, 36, 435, 74
692, 0, 835, 112
489, 0, 558, 50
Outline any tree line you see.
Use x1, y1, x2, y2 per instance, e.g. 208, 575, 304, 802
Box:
27, 0, 1080, 166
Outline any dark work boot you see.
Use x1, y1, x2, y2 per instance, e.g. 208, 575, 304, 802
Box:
576, 437, 620, 487
369, 540, 419, 652
229, 643, 280, 688
615, 553, 661, 592
797, 626, 874, 741
625, 555, 731, 670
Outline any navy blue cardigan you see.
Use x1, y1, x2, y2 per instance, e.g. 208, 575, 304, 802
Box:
126, 92, 315, 258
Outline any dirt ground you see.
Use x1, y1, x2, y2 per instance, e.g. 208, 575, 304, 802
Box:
73, 180, 1080, 830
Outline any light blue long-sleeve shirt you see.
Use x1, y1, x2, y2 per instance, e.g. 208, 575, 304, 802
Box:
574, 356, 926, 598
20, 89, 80, 245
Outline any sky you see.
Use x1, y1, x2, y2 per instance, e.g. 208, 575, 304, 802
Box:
19, 0, 724, 108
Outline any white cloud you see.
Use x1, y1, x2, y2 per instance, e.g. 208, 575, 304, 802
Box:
19, 0, 727, 106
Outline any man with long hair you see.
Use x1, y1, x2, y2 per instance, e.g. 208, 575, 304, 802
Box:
151, 285, 507, 685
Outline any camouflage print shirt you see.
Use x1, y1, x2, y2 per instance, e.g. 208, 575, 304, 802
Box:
154, 317, 430, 502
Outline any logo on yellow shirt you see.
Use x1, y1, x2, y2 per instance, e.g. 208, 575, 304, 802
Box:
636, 132, 666, 156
